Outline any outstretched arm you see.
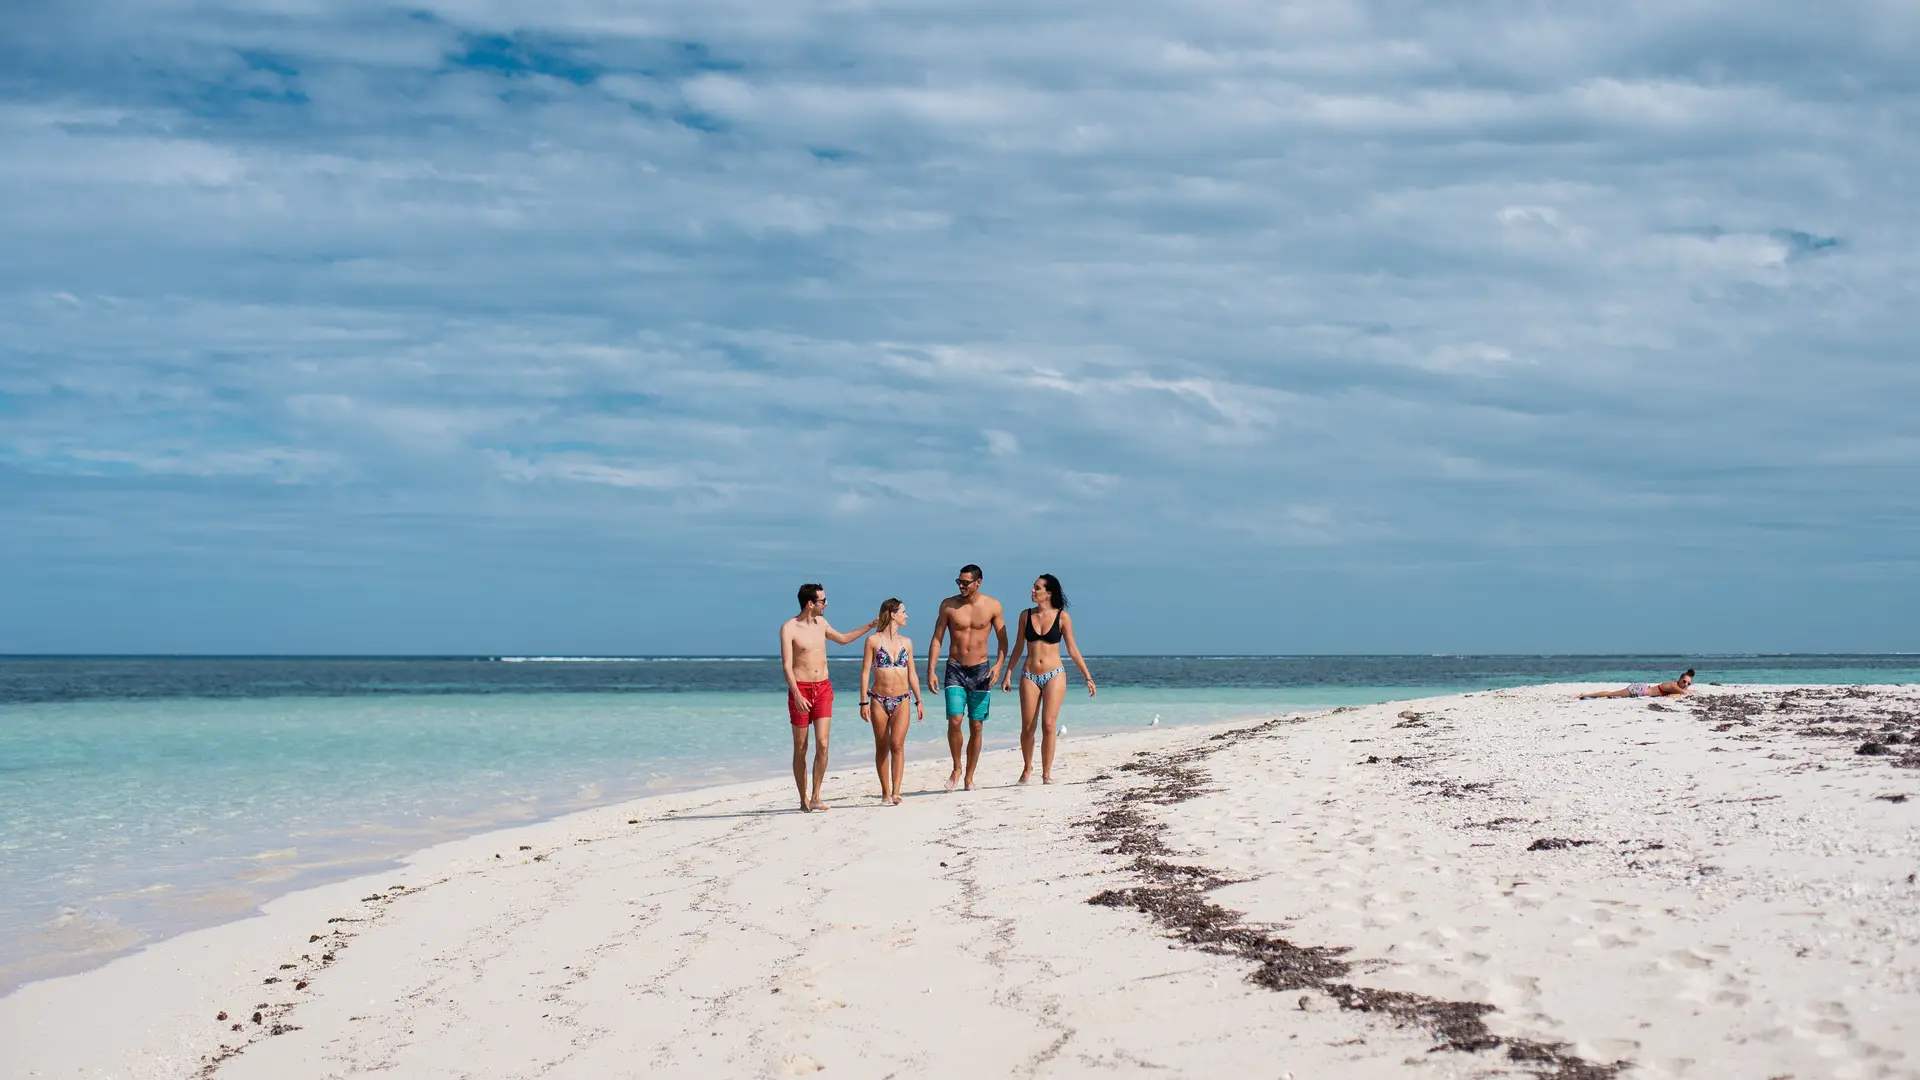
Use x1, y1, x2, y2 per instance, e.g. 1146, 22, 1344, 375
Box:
1000, 611, 1027, 691
1060, 613, 1096, 697
926, 604, 951, 691
780, 625, 806, 711
988, 603, 1010, 683
858, 635, 876, 711
824, 618, 878, 646
910, 637, 926, 721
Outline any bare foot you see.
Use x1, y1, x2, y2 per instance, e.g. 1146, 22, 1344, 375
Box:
799, 801, 813, 813
1042, 775, 1054, 785
810, 799, 830, 811
1018, 770, 1032, 785
945, 771, 959, 793
889, 796, 903, 806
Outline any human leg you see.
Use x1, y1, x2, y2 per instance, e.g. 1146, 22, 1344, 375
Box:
868, 700, 892, 800
967, 718, 983, 787
809, 714, 833, 810
961, 687, 990, 788
886, 700, 910, 803
943, 680, 969, 790
1017, 677, 1041, 783
790, 722, 811, 812
1039, 674, 1067, 782
945, 717, 964, 792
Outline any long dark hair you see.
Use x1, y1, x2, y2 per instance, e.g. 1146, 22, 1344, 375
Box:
1037, 574, 1067, 610
876, 597, 903, 633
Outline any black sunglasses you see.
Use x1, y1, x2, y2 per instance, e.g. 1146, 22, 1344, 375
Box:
955, 578, 976, 587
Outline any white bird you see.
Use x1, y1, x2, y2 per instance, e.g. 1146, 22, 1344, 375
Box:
1151, 714, 1160, 726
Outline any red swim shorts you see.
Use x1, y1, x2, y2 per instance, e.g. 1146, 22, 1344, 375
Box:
788, 680, 833, 727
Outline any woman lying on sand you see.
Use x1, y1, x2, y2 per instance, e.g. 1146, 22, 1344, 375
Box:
1000, 574, 1096, 784
1579, 669, 1695, 699
859, 598, 923, 805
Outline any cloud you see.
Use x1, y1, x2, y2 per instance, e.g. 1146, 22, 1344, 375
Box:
0, 0, 1916, 651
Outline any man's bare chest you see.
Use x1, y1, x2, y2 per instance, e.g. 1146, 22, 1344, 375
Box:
947, 607, 994, 632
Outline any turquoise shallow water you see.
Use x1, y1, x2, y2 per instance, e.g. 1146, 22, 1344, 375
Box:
0, 685, 1397, 992
4, 655, 1916, 994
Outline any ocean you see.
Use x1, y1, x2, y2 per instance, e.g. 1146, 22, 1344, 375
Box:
3, 654, 1916, 994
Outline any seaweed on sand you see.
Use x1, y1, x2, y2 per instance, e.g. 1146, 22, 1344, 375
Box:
1081, 717, 1626, 1080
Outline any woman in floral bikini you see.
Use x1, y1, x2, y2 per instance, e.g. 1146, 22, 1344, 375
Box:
859, 598, 924, 805
1579, 669, 1695, 699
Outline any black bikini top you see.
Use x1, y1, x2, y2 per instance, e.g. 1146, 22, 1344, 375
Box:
1023, 608, 1064, 644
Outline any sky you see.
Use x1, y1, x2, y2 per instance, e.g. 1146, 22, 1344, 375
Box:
1, 0, 1916, 656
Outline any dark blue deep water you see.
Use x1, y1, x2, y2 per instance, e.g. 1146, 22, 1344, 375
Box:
5, 653, 1916, 704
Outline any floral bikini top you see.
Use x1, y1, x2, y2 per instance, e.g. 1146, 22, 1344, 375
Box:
874, 643, 911, 669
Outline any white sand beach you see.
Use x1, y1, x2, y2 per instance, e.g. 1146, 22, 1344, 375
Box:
6, 684, 1919, 1079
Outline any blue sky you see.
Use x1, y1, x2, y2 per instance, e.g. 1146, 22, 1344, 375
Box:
1, 1, 1916, 655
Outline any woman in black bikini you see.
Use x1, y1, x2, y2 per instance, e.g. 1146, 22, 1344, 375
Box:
859, 598, 923, 805
999, 574, 1096, 784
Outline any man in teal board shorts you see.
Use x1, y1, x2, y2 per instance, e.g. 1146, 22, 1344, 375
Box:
926, 564, 1007, 792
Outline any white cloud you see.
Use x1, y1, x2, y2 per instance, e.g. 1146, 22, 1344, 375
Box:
1, 0, 1916, 649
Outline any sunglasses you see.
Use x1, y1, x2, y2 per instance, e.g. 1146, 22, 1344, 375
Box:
955, 578, 977, 587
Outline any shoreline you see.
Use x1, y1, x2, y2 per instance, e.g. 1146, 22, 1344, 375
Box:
7, 683, 1919, 1079
2, 716, 1277, 1078
12, 679, 1419, 996
3, 702, 1288, 998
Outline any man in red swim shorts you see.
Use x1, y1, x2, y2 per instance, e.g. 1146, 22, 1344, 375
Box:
780, 583, 876, 813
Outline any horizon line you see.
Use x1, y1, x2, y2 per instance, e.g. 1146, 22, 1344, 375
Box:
2, 652, 1915, 661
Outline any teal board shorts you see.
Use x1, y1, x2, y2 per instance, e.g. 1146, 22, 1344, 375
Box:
943, 660, 993, 721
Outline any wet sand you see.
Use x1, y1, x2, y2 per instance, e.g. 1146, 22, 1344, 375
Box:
5, 684, 1918, 1079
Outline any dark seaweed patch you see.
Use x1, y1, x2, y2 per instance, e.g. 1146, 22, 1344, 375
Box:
1690, 689, 1920, 771
1081, 717, 1625, 1079
1409, 777, 1494, 799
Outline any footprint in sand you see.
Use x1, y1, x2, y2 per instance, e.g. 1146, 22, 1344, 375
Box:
808, 999, 847, 1012
1803, 1016, 1855, 1039
1578, 1036, 1643, 1060
1664, 948, 1716, 971
1462, 973, 1542, 1011
784, 1053, 825, 1074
